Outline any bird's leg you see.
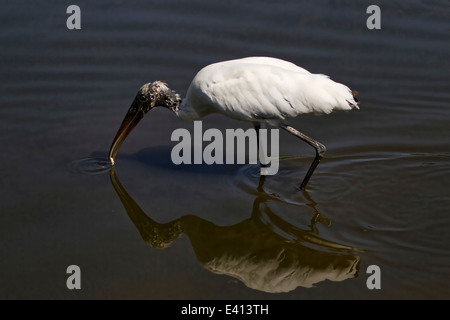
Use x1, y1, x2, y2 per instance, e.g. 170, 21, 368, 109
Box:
257, 175, 266, 192
254, 123, 268, 191
254, 122, 269, 169
278, 123, 326, 190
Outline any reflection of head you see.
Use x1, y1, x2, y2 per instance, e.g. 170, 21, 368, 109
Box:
110, 170, 360, 293
109, 169, 183, 248
139, 220, 183, 249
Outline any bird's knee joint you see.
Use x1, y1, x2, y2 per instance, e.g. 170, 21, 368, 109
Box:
316, 144, 326, 157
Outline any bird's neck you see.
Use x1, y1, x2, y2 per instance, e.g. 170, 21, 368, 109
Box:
172, 100, 181, 117
175, 99, 193, 121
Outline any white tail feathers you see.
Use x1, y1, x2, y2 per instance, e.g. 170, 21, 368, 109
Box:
348, 90, 360, 109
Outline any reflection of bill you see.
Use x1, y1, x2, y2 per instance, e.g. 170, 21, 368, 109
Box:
110, 170, 360, 293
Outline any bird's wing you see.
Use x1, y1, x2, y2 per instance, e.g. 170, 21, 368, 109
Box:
230, 56, 311, 75
193, 60, 357, 121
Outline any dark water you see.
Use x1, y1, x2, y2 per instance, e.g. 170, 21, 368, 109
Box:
0, 0, 449, 299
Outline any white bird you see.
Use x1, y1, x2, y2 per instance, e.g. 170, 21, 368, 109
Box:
109, 57, 359, 189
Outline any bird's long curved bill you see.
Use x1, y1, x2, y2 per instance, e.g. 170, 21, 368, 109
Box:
108, 99, 144, 163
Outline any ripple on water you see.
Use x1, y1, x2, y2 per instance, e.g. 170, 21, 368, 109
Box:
230, 155, 363, 205
68, 157, 113, 175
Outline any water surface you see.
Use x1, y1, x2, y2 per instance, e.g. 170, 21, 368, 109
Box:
0, 0, 449, 299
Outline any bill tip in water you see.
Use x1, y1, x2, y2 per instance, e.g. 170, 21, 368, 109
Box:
109, 157, 115, 166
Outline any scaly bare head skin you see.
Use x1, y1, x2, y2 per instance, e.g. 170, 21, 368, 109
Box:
108, 81, 181, 163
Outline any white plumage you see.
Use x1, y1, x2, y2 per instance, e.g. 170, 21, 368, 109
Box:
178, 57, 359, 121
109, 57, 360, 189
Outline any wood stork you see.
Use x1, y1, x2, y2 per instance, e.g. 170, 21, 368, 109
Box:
108, 57, 359, 189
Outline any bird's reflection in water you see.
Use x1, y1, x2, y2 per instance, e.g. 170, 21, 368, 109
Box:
109, 170, 360, 293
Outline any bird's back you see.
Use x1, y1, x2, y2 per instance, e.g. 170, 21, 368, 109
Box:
178, 57, 359, 122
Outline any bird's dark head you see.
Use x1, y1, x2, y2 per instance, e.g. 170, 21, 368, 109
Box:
136, 81, 181, 113
108, 81, 181, 163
